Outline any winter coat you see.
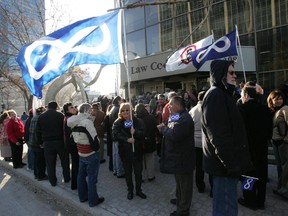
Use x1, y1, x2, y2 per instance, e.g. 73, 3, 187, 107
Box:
93, 110, 105, 138
160, 109, 195, 174
272, 105, 288, 142
189, 101, 202, 148
36, 109, 64, 143
29, 115, 43, 152
237, 99, 273, 177
202, 60, 253, 177
112, 117, 145, 162
67, 113, 97, 157
6, 117, 25, 144
136, 110, 158, 153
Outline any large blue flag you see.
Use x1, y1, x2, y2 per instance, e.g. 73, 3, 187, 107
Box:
190, 29, 238, 70
16, 10, 123, 99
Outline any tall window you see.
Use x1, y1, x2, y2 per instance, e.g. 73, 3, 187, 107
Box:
126, 30, 146, 59
255, 0, 272, 30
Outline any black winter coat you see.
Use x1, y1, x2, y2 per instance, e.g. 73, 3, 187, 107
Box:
112, 117, 145, 162
237, 99, 273, 178
36, 109, 64, 143
202, 60, 253, 178
138, 112, 158, 153
160, 109, 195, 174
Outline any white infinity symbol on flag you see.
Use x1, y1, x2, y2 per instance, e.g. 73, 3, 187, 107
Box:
24, 24, 111, 80
124, 120, 133, 128
195, 36, 231, 63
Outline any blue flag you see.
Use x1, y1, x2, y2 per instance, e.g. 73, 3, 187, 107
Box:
190, 29, 238, 70
16, 10, 123, 99
170, 113, 180, 122
124, 120, 133, 128
241, 176, 257, 191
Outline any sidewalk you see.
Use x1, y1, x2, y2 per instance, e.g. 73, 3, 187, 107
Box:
1, 145, 288, 216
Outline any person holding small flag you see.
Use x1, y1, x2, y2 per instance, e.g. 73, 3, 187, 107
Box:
112, 103, 147, 200
157, 96, 195, 216
237, 81, 273, 210
202, 60, 253, 216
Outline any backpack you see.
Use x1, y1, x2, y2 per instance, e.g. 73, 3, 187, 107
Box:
72, 126, 100, 151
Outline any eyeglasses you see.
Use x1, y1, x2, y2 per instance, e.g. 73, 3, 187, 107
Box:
121, 109, 130, 113
228, 71, 236, 75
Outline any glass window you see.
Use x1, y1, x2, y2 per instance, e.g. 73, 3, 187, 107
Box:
227, 0, 253, 34
257, 30, 273, 71
175, 1, 189, 16
175, 14, 191, 47
239, 33, 255, 46
159, 4, 174, 21
257, 27, 288, 72
145, 0, 159, 26
255, 0, 272, 30
125, 7, 144, 33
126, 30, 146, 60
160, 19, 173, 52
146, 24, 160, 55
190, 8, 209, 42
275, 0, 288, 26
210, 2, 225, 37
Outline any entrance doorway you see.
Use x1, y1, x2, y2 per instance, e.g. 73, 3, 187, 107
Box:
164, 82, 182, 92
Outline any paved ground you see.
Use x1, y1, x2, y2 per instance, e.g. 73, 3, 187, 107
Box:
0, 165, 84, 216
1, 145, 288, 216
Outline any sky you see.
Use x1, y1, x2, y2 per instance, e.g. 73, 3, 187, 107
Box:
46, 0, 118, 96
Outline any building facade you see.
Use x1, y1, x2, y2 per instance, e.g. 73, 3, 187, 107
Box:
120, 0, 288, 97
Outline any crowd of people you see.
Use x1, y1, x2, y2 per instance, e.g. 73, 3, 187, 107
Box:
1, 60, 288, 215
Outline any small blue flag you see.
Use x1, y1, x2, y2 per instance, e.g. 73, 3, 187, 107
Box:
124, 120, 133, 128
171, 113, 180, 122
16, 10, 123, 99
241, 177, 256, 191
190, 29, 238, 70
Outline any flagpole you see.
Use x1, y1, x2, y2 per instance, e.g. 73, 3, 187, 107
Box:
235, 25, 247, 83
121, 7, 135, 153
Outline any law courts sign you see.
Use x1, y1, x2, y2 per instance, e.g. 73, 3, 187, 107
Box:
120, 46, 256, 83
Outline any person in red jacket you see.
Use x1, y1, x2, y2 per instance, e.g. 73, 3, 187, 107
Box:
6, 110, 26, 169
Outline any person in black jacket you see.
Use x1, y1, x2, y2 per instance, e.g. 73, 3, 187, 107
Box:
135, 103, 158, 182
24, 109, 34, 170
202, 60, 253, 216
112, 102, 146, 200
108, 96, 124, 177
157, 96, 195, 216
36, 101, 70, 187
29, 106, 47, 180
63, 102, 79, 190
237, 82, 273, 210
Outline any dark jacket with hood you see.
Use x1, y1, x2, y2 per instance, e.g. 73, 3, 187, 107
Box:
201, 60, 253, 177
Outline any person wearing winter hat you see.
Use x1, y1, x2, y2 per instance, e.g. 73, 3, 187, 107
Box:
202, 60, 253, 216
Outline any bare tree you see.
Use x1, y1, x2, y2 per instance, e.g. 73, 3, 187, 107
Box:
0, 0, 67, 110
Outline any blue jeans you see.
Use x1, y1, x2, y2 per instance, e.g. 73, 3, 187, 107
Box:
212, 176, 238, 216
112, 141, 124, 176
77, 152, 100, 207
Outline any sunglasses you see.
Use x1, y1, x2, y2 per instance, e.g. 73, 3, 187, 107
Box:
121, 109, 130, 113
228, 71, 236, 75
